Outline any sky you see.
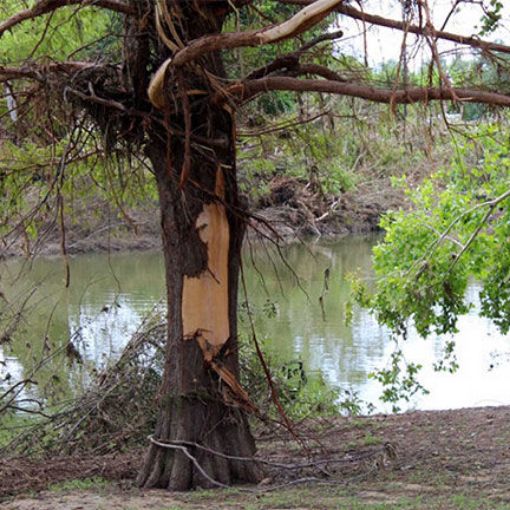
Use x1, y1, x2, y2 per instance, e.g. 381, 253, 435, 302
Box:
334, 0, 510, 68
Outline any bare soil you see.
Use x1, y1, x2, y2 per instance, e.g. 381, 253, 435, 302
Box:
2, 405, 510, 509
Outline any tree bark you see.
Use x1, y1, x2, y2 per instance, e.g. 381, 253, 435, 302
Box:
136, 100, 262, 490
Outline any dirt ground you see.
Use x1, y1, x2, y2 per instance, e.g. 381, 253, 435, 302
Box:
2, 405, 510, 509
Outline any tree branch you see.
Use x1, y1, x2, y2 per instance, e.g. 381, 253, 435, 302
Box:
0, 67, 42, 83
0, 0, 135, 38
293, 63, 346, 81
233, 77, 510, 107
246, 29, 343, 80
171, 0, 342, 67
148, 0, 343, 108
0, 62, 110, 84
278, 0, 510, 55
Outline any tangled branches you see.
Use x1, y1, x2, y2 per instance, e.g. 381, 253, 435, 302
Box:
2, 319, 166, 457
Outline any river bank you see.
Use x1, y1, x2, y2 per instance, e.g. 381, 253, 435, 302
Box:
2, 405, 509, 509
1, 174, 403, 258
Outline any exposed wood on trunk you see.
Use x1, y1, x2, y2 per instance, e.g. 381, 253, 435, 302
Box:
182, 167, 230, 348
138, 66, 261, 487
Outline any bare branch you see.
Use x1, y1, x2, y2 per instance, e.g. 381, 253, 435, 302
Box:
148, 0, 343, 108
234, 77, 510, 107
0, 0, 135, 38
278, 0, 510, 55
171, 0, 342, 67
246, 29, 344, 80
0, 62, 110, 84
64, 86, 127, 111
293, 63, 346, 81
0, 67, 42, 83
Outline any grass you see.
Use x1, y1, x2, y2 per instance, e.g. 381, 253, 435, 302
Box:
48, 476, 110, 492
0, 414, 36, 448
6, 477, 510, 509
169, 486, 510, 510
362, 433, 383, 446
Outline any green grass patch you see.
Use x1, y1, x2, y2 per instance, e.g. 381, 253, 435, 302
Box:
47, 476, 110, 493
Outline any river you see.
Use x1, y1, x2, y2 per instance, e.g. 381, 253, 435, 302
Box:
1, 235, 509, 413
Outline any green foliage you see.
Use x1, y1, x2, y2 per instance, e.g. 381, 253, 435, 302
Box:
345, 123, 510, 409
0, 136, 157, 245
239, 293, 374, 418
0, 412, 36, 448
448, 53, 510, 120
239, 335, 341, 420
238, 115, 359, 201
478, 0, 504, 35
238, 99, 442, 208
0, 1, 119, 64
368, 350, 429, 413
356, 123, 510, 339
48, 476, 109, 492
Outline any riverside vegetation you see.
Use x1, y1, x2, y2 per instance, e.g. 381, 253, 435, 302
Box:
1, 0, 510, 507
2, 112, 509, 509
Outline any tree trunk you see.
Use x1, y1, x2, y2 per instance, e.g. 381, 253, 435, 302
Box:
136, 99, 262, 489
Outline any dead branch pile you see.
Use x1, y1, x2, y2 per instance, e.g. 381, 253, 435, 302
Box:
0, 313, 398, 497
1, 319, 166, 457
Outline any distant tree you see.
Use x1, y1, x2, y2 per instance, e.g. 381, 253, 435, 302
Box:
1, 0, 510, 491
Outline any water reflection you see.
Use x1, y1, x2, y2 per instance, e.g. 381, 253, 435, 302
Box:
1, 236, 509, 412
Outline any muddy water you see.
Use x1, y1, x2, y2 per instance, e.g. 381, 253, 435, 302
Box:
1, 235, 509, 412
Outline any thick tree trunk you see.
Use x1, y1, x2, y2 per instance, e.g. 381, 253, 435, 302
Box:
134, 3, 262, 489
136, 105, 262, 489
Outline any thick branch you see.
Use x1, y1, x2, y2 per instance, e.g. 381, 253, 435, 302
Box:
149, 0, 343, 108
0, 67, 41, 83
171, 0, 343, 66
278, 0, 510, 55
294, 63, 346, 81
236, 77, 510, 106
0, 0, 135, 37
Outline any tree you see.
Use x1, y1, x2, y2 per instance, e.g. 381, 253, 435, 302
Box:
356, 123, 510, 340
1, 0, 510, 491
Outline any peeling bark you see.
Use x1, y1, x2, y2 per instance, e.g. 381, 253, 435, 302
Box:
147, 0, 343, 109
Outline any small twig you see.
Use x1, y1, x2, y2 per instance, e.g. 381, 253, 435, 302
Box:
64, 86, 127, 112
